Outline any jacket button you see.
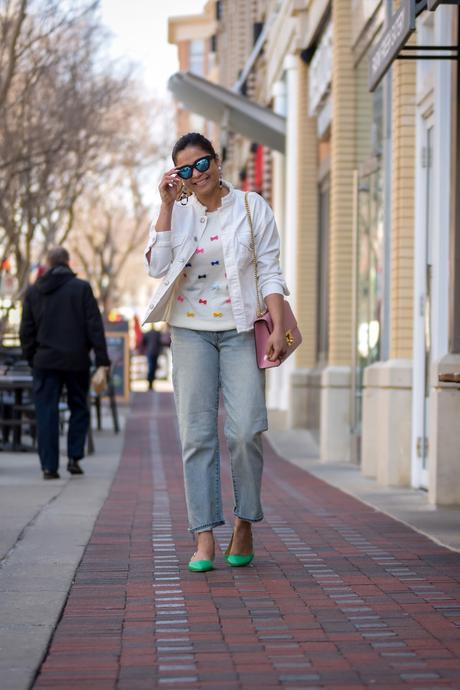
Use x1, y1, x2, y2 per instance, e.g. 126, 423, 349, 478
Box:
164, 280, 169, 286
200, 217, 206, 223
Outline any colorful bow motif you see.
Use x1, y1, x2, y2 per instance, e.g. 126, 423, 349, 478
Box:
210, 235, 219, 241
198, 274, 207, 279
211, 260, 220, 266
177, 295, 185, 303
195, 247, 204, 254
198, 298, 207, 304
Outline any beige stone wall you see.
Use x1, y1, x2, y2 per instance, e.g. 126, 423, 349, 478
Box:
168, 4, 218, 140
218, 0, 259, 183
390, 53, 416, 359
219, 0, 258, 88
295, 59, 318, 369
329, 0, 356, 366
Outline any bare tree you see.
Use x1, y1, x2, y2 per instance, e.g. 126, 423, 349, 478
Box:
0, 1, 130, 305
70, 91, 173, 313
0, 0, 28, 108
0, 0, 174, 340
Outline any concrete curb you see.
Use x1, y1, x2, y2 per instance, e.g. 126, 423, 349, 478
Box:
0, 420, 125, 690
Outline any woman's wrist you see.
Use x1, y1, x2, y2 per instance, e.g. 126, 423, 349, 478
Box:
271, 323, 285, 334
264, 294, 285, 330
155, 202, 174, 232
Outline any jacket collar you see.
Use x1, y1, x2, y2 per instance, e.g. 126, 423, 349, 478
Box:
189, 180, 235, 212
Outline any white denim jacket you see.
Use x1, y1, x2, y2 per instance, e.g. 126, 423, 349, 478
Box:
142, 182, 289, 332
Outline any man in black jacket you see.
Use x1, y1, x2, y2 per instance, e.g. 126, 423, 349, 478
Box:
142, 327, 163, 390
20, 247, 110, 479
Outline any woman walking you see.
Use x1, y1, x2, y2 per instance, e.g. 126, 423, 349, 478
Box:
144, 133, 289, 572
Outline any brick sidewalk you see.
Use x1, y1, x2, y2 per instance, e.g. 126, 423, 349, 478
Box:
33, 392, 460, 690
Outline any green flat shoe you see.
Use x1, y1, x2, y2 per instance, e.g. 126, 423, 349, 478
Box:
224, 530, 254, 567
225, 552, 254, 567
188, 558, 214, 573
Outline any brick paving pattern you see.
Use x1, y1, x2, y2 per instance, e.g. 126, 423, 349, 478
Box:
33, 392, 460, 690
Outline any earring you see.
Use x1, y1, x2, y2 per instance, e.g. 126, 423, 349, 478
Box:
218, 167, 223, 189
179, 186, 189, 206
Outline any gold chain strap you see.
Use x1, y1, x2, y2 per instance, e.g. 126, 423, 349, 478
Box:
244, 192, 265, 318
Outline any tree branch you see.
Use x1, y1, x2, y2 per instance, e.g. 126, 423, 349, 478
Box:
0, 0, 28, 107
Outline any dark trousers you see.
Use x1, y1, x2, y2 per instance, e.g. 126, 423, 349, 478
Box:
32, 368, 90, 473
147, 354, 159, 389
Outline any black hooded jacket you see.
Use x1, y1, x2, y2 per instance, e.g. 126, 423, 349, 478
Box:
20, 264, 110, 371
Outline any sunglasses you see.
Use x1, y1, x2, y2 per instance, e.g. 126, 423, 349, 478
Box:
176, 155, 214, 180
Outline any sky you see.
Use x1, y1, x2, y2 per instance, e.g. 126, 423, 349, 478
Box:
100, 0, 208, 99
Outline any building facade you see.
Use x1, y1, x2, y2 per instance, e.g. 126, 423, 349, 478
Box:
167, 0, 460, 506
168, 1, 218, 140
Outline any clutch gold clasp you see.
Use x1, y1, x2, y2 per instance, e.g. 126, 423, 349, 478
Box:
285, 330, 294, 347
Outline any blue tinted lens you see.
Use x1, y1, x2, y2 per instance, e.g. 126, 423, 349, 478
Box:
177, 156, 211, 180
177, 166, 192, 180
195, 157, 211, 172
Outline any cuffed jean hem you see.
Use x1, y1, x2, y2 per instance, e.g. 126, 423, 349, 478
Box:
233, 512, 264, 523
190, 519, 225, 534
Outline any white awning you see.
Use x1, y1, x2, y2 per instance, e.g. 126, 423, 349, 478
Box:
168, 72, 286, 153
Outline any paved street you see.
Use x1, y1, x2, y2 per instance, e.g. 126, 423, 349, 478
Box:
30, 391, 460, 690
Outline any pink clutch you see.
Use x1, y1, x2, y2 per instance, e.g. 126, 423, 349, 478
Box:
254, 301, 302, 369
244, 191, 302, 369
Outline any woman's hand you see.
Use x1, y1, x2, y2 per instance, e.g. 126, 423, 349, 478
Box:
264, 294, 286, 362
265, 327, 287, 363
159, 167, 181, 206
155, 168, 180, 233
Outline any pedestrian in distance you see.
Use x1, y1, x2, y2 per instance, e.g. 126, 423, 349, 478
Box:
142, 325, 163, 390
143, 132, 289, 572
20, 246, 110, 480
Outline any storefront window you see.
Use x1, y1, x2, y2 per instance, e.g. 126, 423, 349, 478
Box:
189, 40, 204, 76
357, 169, 383, 366
353, 165, 384, 443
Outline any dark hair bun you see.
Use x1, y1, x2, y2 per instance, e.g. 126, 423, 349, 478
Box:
172, 132, 217, 163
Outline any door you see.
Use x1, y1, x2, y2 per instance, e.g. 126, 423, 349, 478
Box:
413, 113, 434, 489
317, 175, 330, 365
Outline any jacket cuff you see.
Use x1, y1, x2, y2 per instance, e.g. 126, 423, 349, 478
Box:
260, 281, 289, 300
145, 230, 172, 251
155, 231, 172, 246
144, 231, 172, 269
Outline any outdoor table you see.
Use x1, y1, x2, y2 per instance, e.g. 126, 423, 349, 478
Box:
0, 374, 34, 451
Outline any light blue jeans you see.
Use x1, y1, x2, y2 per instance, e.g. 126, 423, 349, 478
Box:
170, 327, 268, 533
